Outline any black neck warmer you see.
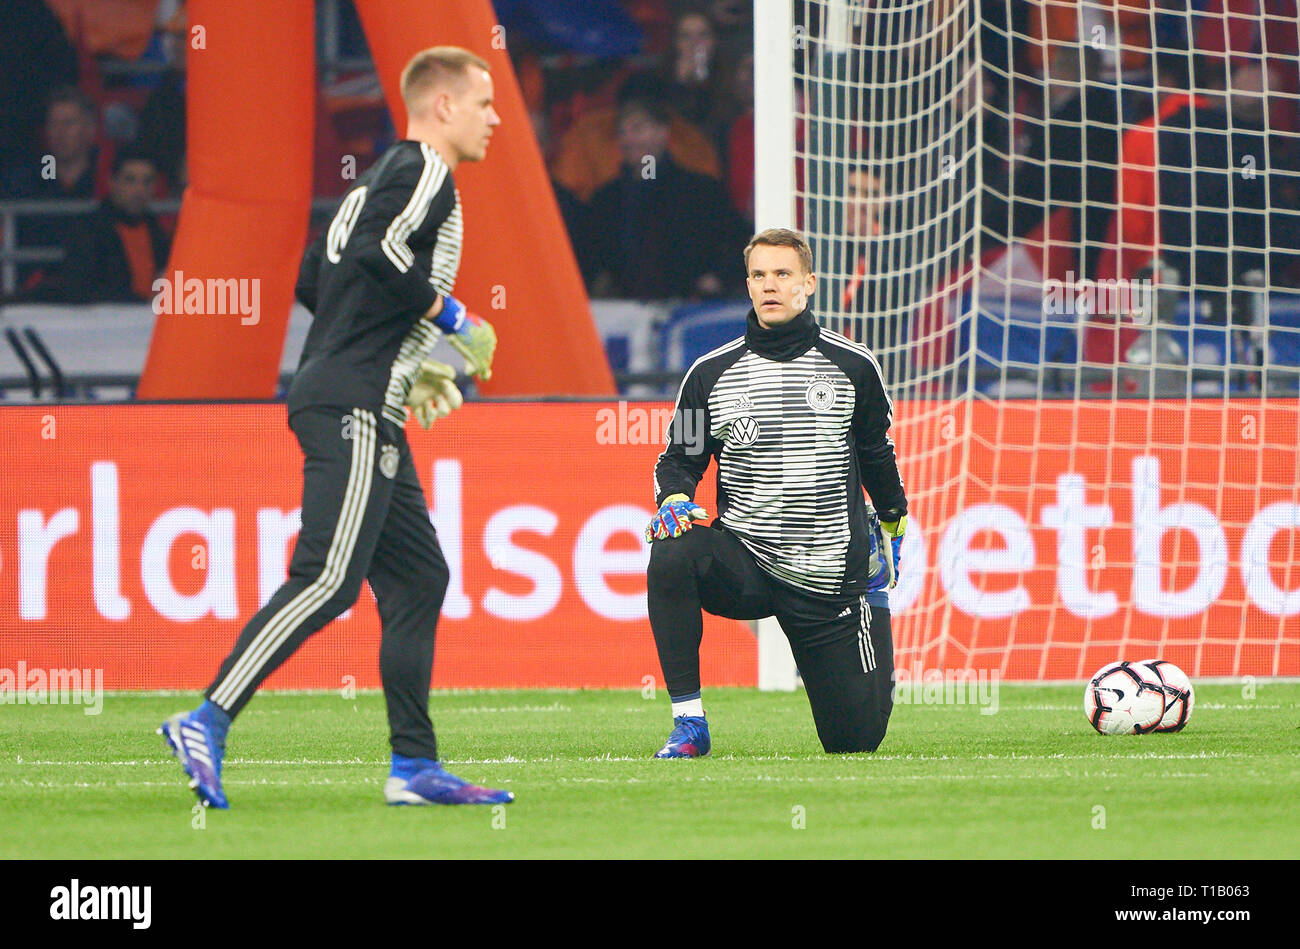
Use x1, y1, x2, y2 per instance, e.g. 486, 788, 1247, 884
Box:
745, 307, 820, 361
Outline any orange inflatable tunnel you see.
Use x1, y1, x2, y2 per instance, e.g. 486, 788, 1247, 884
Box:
138, 0, 614, 400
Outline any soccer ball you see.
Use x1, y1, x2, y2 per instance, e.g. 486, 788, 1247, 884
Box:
1084, 661, 1167, 735
1139, 659, 1194, 732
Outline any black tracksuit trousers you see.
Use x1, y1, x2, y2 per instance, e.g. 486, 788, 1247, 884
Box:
648, 524, 895, 753
205, 405, 448, 759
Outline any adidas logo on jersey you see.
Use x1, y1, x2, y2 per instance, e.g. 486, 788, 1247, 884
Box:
837, 605, 852, 618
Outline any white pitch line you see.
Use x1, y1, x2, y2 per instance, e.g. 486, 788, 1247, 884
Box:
10, 748, 1293, 770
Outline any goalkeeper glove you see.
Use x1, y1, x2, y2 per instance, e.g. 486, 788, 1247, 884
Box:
430, 295, 496, 381
405, 359, 463, 429
644, 493, 709, 543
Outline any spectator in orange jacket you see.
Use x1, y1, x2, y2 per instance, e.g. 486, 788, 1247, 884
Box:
21, 148, 170, 303
551, 71, 720, 204
580, 97, 744, 300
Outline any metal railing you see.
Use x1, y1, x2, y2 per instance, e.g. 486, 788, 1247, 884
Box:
0, 197, 346, 296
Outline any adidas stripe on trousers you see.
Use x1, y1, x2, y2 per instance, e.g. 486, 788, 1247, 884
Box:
206, 405, 449, 759
647, 524, 894, 753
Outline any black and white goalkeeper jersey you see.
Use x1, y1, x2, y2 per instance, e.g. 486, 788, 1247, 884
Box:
288, 140, 463, 425
654, 308, 907, 597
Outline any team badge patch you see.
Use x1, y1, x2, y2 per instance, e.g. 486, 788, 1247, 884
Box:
729, 416, 760, 447
379, 444, 399, 479
806, 378, 836, 413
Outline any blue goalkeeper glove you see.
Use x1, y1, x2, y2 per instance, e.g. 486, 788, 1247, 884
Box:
431, 295, 496, 381
867, 511, 906, 592
644, 493, 709, 543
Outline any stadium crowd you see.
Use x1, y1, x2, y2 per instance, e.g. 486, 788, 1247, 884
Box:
2, 0, 1299, 388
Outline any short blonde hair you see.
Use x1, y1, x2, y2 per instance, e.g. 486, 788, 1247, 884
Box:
401, 47, 491, 113
743, 227, 814, 274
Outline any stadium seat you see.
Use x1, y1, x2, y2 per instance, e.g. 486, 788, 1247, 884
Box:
661, 298, 750, 371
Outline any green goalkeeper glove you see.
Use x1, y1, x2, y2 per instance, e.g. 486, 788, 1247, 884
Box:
429, 295, 498, 381
447, 313, 497, 381
405, 359, 463, 429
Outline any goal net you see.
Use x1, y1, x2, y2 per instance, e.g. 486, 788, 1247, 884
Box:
771, 0, 1300, 680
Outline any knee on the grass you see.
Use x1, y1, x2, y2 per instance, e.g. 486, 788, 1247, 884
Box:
818, 719, 889, 754
821, 733, 887, 754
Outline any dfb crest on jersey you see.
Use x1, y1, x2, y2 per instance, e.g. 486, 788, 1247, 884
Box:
729, 415, 760, 447
379, 444, 399, 479
806, 376, 836, 413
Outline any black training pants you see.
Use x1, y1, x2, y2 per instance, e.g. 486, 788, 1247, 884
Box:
647, 524, 894, 753
205, 405, 448, 759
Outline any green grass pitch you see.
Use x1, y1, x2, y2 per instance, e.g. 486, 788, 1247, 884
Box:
1, 684, 1296, 859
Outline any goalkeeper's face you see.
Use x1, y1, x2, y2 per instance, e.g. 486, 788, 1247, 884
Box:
444, 68, 501, 163
746, 244, 816, 328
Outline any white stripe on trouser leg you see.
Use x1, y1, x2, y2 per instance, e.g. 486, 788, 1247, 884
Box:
210, 410, 377, 707
858, 595, 875, 673
210, 409, 376, 705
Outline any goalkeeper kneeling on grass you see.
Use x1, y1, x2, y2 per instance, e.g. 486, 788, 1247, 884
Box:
645, 227, 908, 757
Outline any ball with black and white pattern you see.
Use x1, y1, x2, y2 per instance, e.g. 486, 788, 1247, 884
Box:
1137, 659, 1195, 732
1084, 660, 1168, 735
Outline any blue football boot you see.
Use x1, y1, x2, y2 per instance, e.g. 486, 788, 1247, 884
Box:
384, 756, 514, 805
654, 715, 711, 758
159, 710, 229, 809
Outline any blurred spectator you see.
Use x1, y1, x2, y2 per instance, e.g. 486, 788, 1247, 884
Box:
1017, 44, 1122, 280
580, 97, 743, 299
837, 167, 902, 317
1193, 0, 1299, 134
44, 0, 179, 62
1095, 53, 1205, 286
695, 0, 751, 31
1025, 1, 1153, 84
1155, 56, 1272, 308
1084, 53, 1207, 366
135, 71, 187, 194
1024, 1, 1180, 125
551, 71, 720, 203
3, 86, 106, 288
21, 149, 170, 304
659, 9, 725, 134
3, 86, 101, 201
0, 0, 78, 172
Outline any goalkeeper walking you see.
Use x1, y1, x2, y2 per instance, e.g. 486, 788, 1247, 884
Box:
645, 228, 907, 756
161, 47, 509, 808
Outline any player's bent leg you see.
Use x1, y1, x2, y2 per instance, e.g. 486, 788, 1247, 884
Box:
647, 526, 772, 758
783, 597, 895, 753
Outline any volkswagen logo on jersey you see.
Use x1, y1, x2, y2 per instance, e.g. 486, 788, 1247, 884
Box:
729, 416, 760, 447
379, 444, 399, 479
806, 378, 836, 413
